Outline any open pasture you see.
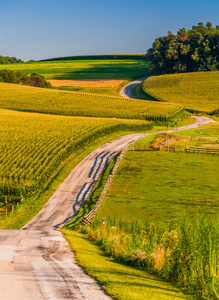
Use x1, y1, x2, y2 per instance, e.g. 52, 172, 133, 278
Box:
142, 71, 219, 113
0, 82, 183, 121
97, 151, 219, 225
0, 59, 149, 80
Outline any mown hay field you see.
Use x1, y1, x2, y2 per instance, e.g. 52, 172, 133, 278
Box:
142, 71, 219, 113
0, 109, 151, 200
0, 59, 148, 80
0, 83, 183, 121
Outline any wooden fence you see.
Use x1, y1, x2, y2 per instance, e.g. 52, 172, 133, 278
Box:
185, 147, 219, 154
0, 195, 23, 217
83, 147, 128, 225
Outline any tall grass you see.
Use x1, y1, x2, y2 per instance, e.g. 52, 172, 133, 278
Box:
82, 215, 219, 299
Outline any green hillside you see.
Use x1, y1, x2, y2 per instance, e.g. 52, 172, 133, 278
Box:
0, 82, 183, 121
142, 71, 219, 113
0, 59, 148, 80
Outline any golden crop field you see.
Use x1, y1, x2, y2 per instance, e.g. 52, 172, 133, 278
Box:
0, 82, 183, 121
0, 109, 151, 199
142, 71, 219, 113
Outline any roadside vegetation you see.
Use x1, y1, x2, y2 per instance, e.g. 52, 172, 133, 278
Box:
62, 230, 192, 300
142, 71, 219, 113
77, 215, 219, 300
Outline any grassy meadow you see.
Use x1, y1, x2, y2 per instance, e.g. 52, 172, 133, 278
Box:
0, 59, 149, 80
68, 130, 219, 299
142, 71, 219, 113
96, 151, 219, 225
0, 82, 183, 121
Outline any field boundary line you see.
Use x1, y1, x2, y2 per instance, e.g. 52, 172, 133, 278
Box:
83, 147, 128, 224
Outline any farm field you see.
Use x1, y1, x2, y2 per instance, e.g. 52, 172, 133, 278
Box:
0, 108, 152, 225
48, 79, 128, 96
0, 59, 149, 80
0, 56, 218, 300
96, 150, 219, 226
142, 71, 219, 113
0, 82, 183, 121
73, 129, 219, 299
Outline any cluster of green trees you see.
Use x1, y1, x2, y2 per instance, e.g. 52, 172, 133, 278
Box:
0, 55, 24, 64
0, 70, 51, 88
145, 22, 219, 74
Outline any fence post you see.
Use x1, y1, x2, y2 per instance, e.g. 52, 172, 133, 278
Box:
12, 205, 14, 213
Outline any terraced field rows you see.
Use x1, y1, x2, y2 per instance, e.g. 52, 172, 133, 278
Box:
0, 83, 183, 121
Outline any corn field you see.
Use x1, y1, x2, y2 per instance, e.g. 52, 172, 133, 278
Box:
142, 71, 219, 113
0, 109, 152, 200
0, 82, 183, 121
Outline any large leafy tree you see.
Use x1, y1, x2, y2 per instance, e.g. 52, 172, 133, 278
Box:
145, 22, 219, 74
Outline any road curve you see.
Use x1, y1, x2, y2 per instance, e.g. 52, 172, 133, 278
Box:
0, 116, 214, 300
120, 76, 149, 98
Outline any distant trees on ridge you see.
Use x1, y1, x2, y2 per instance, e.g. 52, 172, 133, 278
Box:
145, 22, 219, 74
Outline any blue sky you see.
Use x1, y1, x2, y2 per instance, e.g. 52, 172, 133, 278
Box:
0, 0, 218, 61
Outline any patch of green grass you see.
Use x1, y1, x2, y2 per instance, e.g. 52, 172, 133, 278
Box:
97, 151, 219, 226
0, 59, 149, 80
177, 121, 219, 138
62, 230, 192, 300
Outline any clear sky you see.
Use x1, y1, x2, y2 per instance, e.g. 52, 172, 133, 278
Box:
0, 0, 218, 61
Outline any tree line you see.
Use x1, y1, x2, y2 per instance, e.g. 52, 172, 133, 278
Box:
145, 22, 219, 74
0, 70, 51, 88
0, 55, 24, 64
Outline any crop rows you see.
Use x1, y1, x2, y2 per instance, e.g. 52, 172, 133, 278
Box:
0, 109, 152, 199
0, 83, 183, 121
142, 71, 219, 113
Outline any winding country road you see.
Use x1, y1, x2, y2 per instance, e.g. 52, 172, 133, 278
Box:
120, 76, 149, 98
0, 75, 215, 299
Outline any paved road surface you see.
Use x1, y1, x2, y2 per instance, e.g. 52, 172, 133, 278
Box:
120, 76, 149, 98
0, 116, 214, 299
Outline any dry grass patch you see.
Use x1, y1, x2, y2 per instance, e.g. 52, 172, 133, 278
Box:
48, 79, 125, 87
